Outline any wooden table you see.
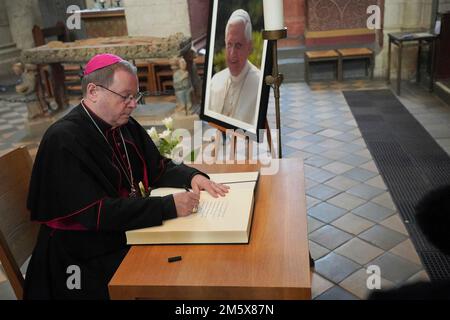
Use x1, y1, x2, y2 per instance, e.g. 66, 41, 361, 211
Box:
387, 32, 437, 95
108, 159, 311, 300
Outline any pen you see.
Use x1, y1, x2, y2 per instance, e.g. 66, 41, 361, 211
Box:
168, 256, 182, 263
184, 185, 198, 213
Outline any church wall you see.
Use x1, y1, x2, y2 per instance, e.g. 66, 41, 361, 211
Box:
375, 0, 434, 79
304, 0, 379, 46
440, 0, 450, 12
124, 0, 192, 38
281, 0, 306, 47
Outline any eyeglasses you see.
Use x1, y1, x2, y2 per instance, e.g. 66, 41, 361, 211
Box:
95, 84, 144, 104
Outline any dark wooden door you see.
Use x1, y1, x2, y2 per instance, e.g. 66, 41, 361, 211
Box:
436, 12, 450, 79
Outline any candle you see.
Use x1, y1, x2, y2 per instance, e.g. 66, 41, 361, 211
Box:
263, 0, 285, 31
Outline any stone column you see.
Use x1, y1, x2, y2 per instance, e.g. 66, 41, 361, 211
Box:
4, 0, 42, 50
0, 1, 13, 44
0, 0, 21, 76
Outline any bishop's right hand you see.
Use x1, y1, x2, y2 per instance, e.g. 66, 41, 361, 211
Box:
173, 191, 200, 217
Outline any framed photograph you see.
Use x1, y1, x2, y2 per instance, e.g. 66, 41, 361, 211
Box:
200, 0, 272, 141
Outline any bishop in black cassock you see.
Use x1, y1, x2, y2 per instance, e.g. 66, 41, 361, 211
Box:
24, 53, 227, 299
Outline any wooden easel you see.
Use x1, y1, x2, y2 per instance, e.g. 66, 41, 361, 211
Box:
209, 118, 276, 161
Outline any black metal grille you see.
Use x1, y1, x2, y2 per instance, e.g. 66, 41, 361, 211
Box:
344, 89, 450, 281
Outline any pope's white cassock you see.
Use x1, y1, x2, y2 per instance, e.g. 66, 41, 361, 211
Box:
209, 60, 261, 125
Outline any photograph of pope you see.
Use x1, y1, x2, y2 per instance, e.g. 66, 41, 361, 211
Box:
208, 9, 261, 125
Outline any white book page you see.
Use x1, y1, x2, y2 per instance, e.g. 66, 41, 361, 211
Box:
207, 171, 259, 184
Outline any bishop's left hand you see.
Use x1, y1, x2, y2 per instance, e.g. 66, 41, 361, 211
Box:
191, 174, 229, 198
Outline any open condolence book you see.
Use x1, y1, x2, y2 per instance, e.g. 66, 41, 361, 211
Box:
126, 172, 259, 245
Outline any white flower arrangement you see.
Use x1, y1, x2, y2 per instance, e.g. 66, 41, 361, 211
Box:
147, 117, 182, 158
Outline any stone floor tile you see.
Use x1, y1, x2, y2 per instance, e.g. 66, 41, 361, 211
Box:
285, 129, 311, 139
354, 149, 372, 158
365, 176, 388, 190
352, 202, 396, 222
379, 214, 409, 236
307, 184, 341, 201
327, 193, 366, 211
339, 268, 395, 299
406, 270, 430, 284
359, 225, 408, 250
322, 161, 353, 175
339, 143, 365, 154
301, 134, 327, 143
366, 252, 422, 285
304, 155, 334, 168
334, 133, 359, 143
352, 138, 367, 147
307, 215, 325, 233
324, 175, 360, 191
285, 139, 313, 150
345, 119, 358, 127
349, 128, 362, 137
314, 252, 361, 283
318, 129, 343, 138
309, 240, 330, 261
306, 195, 322, 209
308, 202, 347, 223
321, 149, 349, 161
285, 150, 314, 160
331, 213, 375, 235
371, 192, 397, 210
389, 239, 422, 265
284, 121, 308, 130
301, 124, 326, 134
305, 178, 319, 189
302, 144, 329, 155
315, 285, 359, 300
309, 225, 353, 250
358, 160, 379, 173
311, 272, 334, 299
344, 167, 378, 182
335, 238, 384, 265
317, 139, 345, 149
346, 184, 385, 201
340, 154, 370, 167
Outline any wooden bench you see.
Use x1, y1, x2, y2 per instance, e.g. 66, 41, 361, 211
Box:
337, 48, 374, 81
304, 50, 339, 84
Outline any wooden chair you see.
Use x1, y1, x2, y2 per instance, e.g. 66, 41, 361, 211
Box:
134, 60, 152, 92
304, 50, 339, 84
32, 21, 68, 48
161, 80, 174, 92
154, 60, 174, 92
0, 147, 39, 299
